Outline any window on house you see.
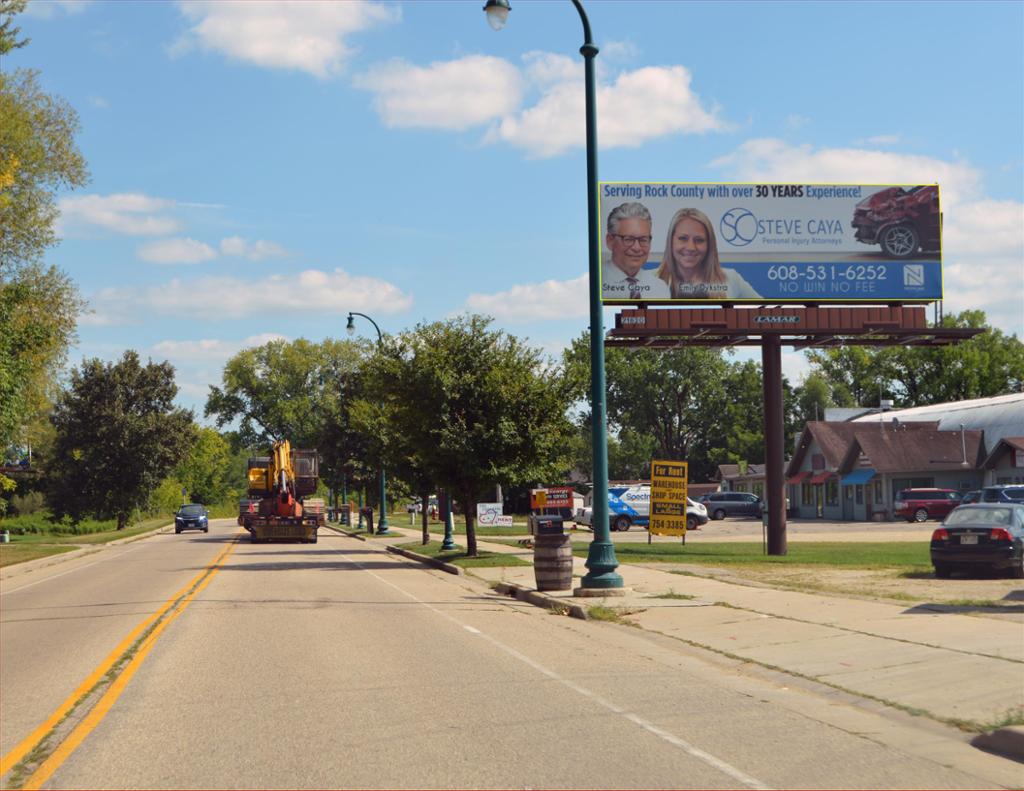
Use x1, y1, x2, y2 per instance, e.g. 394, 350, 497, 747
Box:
753, 483, 764, 498
874, 480, 883, 502
855, 485, 864, 504
826, 479, 839, 506
801, 482, 813, 505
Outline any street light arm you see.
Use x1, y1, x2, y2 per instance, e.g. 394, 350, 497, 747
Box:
570, 0, 595, 50
348, 311, 383, 343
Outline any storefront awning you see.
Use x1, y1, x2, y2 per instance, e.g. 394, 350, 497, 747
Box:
809, 471, 834, 485
787, 471, 811, 484
841, 468, 876, 486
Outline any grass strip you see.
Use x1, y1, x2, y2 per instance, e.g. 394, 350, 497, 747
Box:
560, 540, 931, 568
395, 541, 529, 568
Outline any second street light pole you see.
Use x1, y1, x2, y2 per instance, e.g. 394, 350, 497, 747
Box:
483, 0, 622, 592
347, 311, 389, 536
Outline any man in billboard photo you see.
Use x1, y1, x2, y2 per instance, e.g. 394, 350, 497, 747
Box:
656, 207, 761, 300
602, 202, 670, 300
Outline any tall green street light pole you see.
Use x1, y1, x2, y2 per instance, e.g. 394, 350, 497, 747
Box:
347, 311, 390, 536
484, 0, 621, 590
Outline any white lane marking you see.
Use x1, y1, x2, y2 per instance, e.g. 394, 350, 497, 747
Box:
1, 542, 149, 596
338, 550, 772, 791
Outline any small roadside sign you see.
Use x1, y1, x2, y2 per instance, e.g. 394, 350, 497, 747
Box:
530, 489, 547, 509
649, 460, 688, 536
477, 502, 514, 527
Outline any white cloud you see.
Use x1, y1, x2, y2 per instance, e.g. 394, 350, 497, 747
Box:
174, 0, 399, 78
464, 274, 588, 321
942, 199, 1024, 257
710, 138, 983, 208
85, 268, 412, 324
219, 236, 289, 260
487, 61, 726, 158
59, 193, 181, 236
138, 237, 217, 264
152, 333, 288, 362
87, 95, 109, 109
356, 50, 725, 157
355, 55, 524, 130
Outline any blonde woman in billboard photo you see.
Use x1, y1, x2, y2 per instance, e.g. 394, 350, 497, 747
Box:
656, 207, 761, 299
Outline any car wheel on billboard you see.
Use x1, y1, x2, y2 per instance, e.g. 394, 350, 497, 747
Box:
880, 224, 919, 258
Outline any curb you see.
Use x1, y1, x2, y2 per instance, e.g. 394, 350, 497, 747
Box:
386, 545, 464, 575
971, 726, 1024, 763
322, 523, 367, 541
492, 581, 589, 620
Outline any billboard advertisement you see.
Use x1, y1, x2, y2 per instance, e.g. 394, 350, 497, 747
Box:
599, 183, 941, 303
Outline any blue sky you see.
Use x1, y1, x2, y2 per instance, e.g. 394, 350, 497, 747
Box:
12, 0, 1024, 419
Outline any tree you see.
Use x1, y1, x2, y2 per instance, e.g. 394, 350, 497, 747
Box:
1, 1, 29, 55
808, 311, 1024, 407
1, 16, 89, 499
47, 352, 195, 529
204, 337, 373, 498
174, 427, 235, 505
360, 315, 576, 556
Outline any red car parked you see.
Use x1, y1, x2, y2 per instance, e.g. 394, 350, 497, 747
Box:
851, 185, 940, 259
895, 488, 962, 522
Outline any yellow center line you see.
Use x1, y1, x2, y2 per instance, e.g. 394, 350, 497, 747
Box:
0, 534, 240, 778
22, 537, 238, 790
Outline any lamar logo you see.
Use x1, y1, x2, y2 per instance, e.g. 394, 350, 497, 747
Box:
903, 264, 925, 288
753, 315, 800, 325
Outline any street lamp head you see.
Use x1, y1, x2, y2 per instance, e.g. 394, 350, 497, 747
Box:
483, 0, 510, 30
346, 314, 355, 336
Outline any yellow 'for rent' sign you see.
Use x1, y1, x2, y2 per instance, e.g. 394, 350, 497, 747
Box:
649, 460, 688, 536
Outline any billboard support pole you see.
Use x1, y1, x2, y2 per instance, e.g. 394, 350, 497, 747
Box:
762, 333, 787, 556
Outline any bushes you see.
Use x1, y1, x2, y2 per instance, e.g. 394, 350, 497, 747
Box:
0, 511, 117, 535
11, 490, 45, 516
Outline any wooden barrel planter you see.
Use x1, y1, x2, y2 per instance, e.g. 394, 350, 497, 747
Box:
533, 534, 574, 591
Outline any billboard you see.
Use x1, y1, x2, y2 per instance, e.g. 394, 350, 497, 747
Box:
600, 183, 941, 303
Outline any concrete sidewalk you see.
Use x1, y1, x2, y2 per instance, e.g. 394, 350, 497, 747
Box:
378, 524, 1024, 762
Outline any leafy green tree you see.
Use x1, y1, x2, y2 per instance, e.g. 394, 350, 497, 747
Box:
360, 315, 575, 556
47, 352, 195, 529
808, 310, 1023, 407
1, 16, 89, 502
205, 337, 375, 503
1, 1, 29, 55
174, 427, 235, 505
793, 372, 835, 424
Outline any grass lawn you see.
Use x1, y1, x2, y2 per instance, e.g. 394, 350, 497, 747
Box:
397, 520, 531, 537
565, 540, 931, 569
0, 516, 170, 568
396, 540, 530, 568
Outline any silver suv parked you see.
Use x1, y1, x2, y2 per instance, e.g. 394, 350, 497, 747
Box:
700, 492, 763, 520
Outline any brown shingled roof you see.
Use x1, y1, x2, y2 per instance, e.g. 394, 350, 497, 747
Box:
788, 420, 942, 476
841, 426, 984, 472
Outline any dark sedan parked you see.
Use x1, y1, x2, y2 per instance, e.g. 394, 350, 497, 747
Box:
930, 503, 1024, 578
175, 504, 209, 534
700, 492, 763, 520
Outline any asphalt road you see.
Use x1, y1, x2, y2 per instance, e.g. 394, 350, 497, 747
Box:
0, 521, 1013, 789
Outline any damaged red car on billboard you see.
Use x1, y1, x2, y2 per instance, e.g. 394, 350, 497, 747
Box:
851, 185, 940, 258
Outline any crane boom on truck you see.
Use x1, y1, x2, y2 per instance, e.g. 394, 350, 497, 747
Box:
239, 440, 324, 543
